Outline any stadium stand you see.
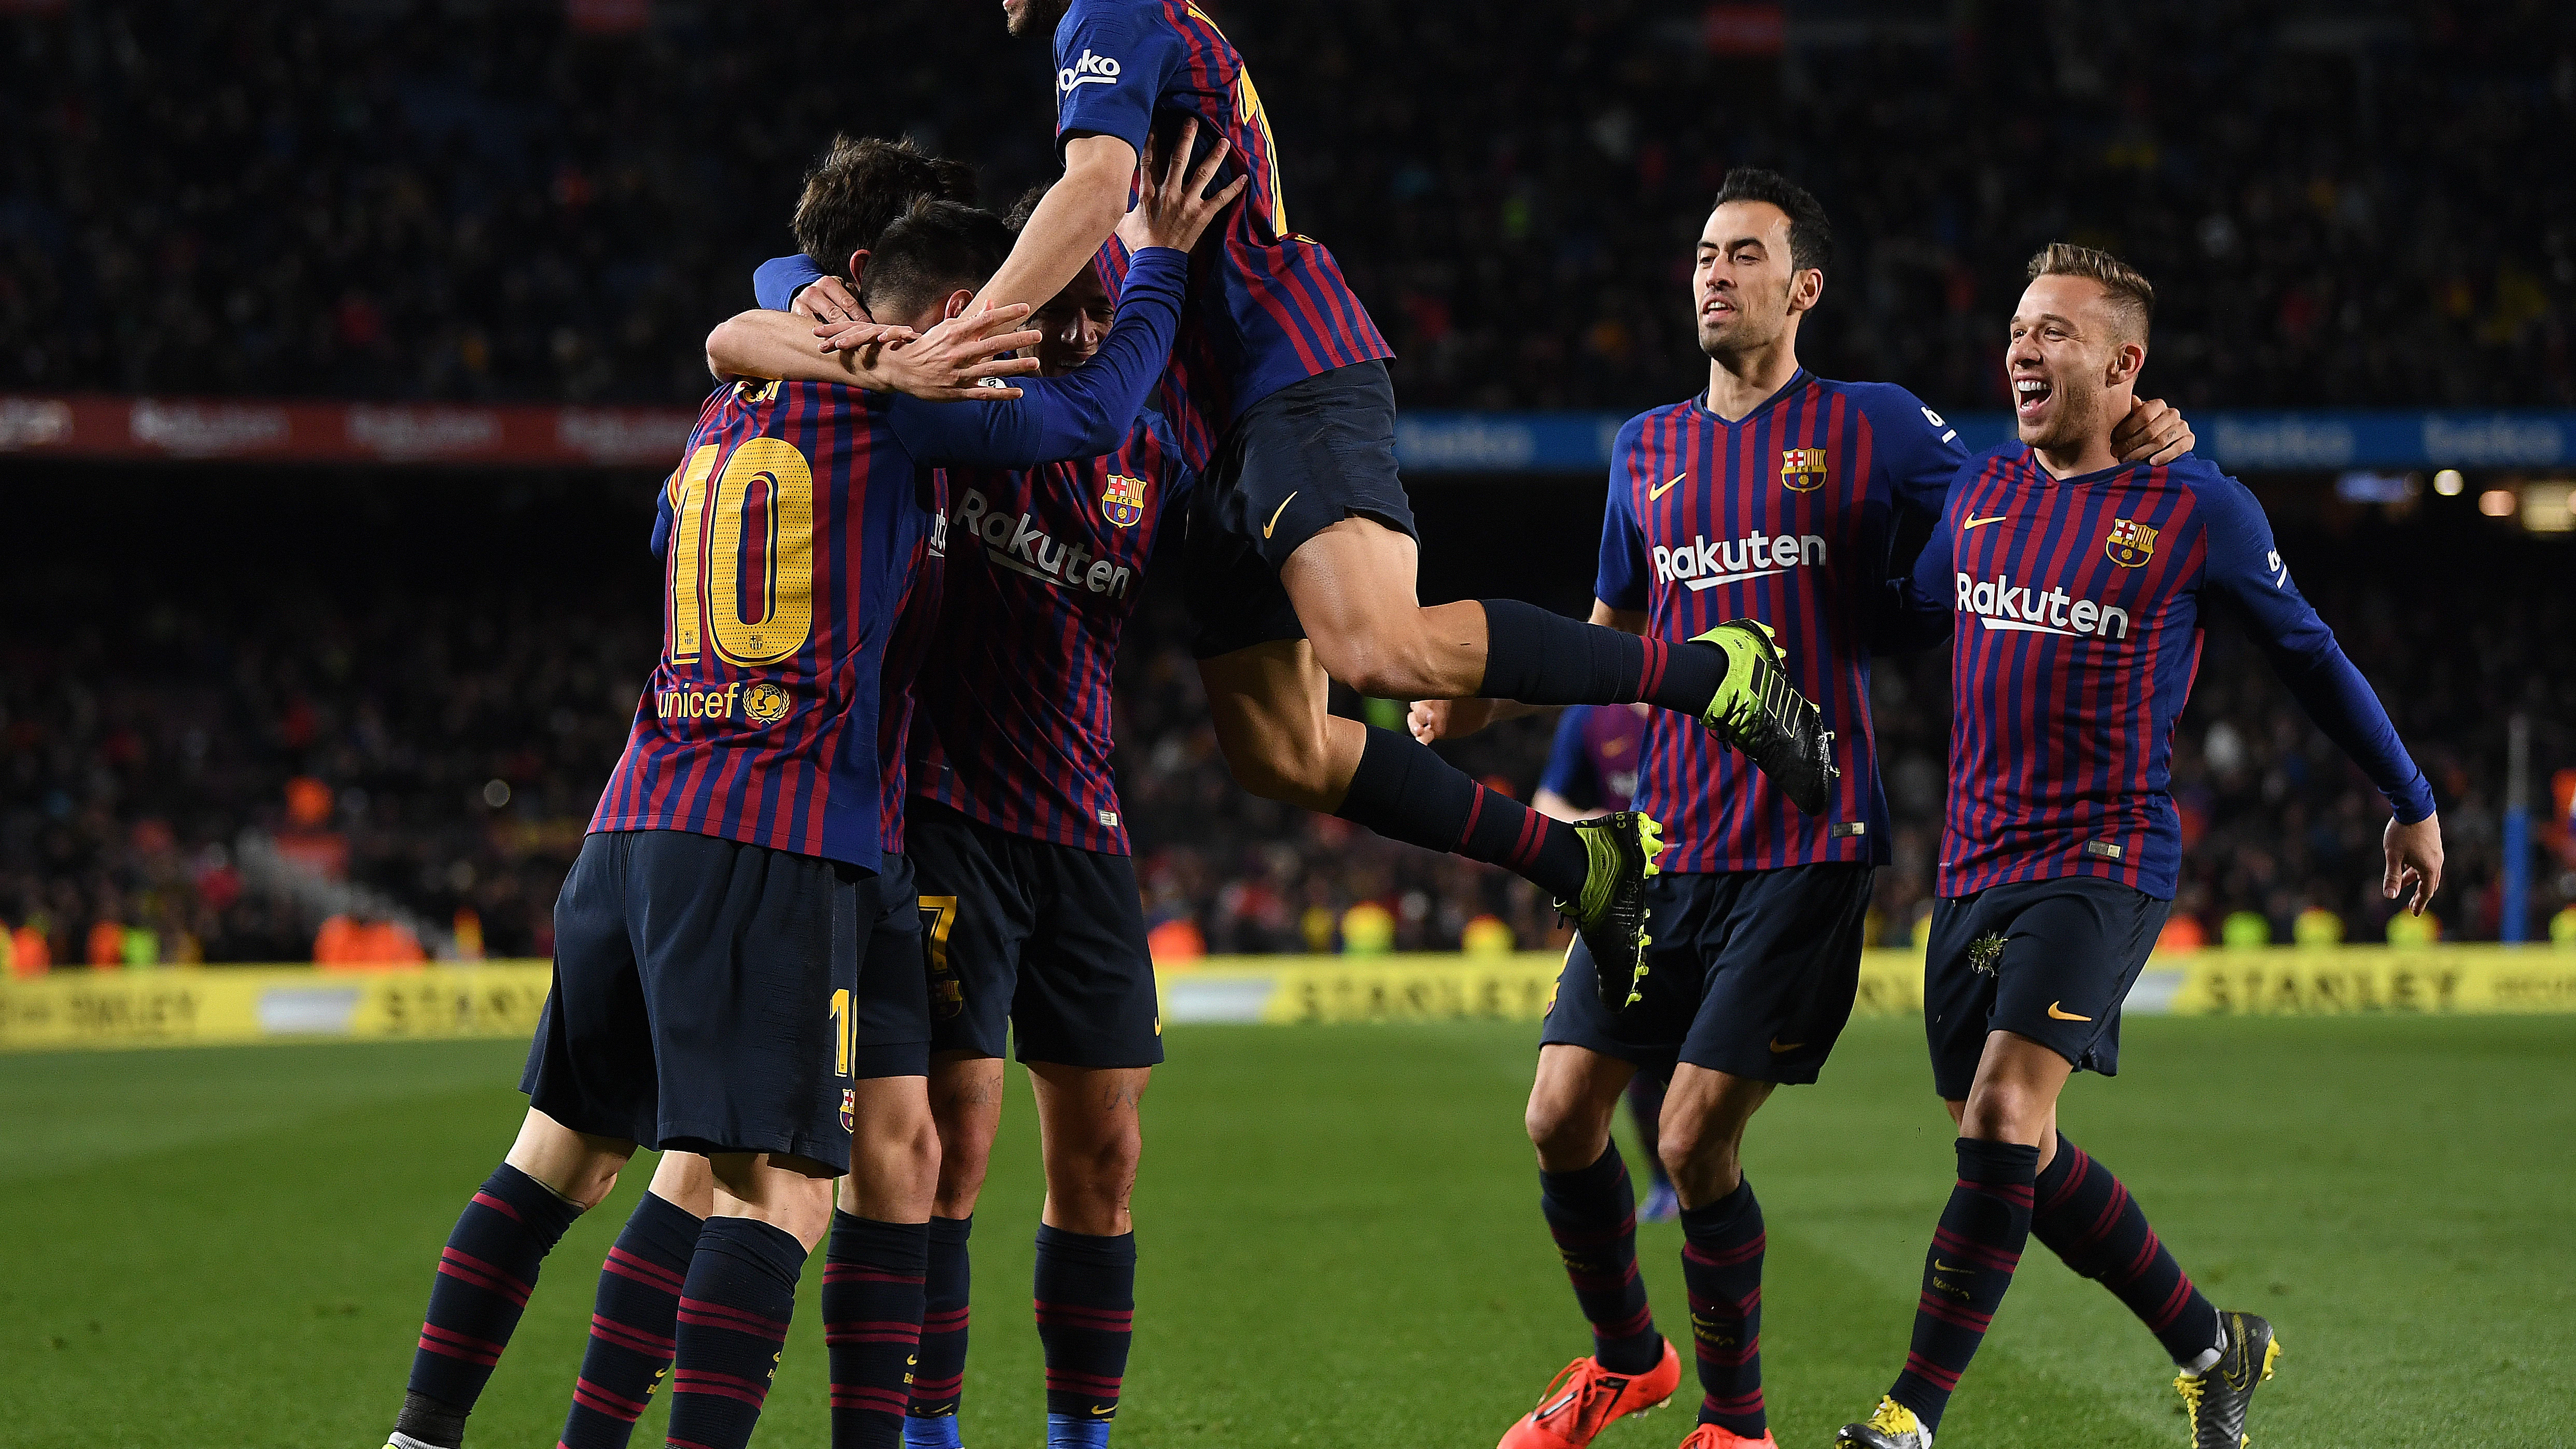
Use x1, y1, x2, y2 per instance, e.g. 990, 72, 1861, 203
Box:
3, 2, 2568, 410
4, 469, 2567, 966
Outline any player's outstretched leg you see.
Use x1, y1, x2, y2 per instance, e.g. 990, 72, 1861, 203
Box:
1200, 643, 1665, 976
557, 1156, 708, 1449
2030, 1133, 2279, 1447
386, 1111, 625, 1449
1279, 524, 1837, 814
1500, 1047, 1680, 1449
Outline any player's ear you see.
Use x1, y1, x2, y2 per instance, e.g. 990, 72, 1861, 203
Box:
2108, 339, 2146, 387
1789, 266, 1825, 316
846, 249, 870, 291
941, 288, 976, 322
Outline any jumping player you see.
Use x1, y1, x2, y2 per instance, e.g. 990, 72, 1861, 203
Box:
1416, 173, 2196, 1449
968, 0, 1843, 986
1832, 244, 2443, 1449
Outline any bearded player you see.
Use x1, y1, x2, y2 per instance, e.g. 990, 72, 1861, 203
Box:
1833, 245, 2442, 1449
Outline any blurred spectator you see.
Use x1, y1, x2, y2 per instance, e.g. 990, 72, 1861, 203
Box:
2, 3, 2568, 411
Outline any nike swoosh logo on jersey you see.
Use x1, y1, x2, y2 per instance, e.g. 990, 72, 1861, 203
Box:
1962, 514, 2009, 530
1650, 472, 1685, 501
2047, 1001, 2093, 1021
1262, 490, 1299, 539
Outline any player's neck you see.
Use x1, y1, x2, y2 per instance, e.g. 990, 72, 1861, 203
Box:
2033, 432, 2120, 479
1701, 341, 1800, 423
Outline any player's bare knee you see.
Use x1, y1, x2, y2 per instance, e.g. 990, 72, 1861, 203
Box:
1525, 1091, 1612, 1170
1215, 723, 1336, 807
1307, 614, 1434, 701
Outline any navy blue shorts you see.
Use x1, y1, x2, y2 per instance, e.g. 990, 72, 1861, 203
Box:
522, 830, 929, 1174
1542, 864, 1874, 1085
1185, 359, 1419, 659
1923, 877, 2171, 1101
906, 800, 1164, 1068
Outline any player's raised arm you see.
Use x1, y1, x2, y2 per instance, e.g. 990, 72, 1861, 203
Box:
888, 128, 1235, 470
2196, 467, 2443, 909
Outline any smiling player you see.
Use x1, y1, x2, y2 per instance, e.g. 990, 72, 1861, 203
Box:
1833, 244, 2444, 1449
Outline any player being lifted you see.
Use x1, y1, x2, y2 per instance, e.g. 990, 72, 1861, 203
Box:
1833, 245, 2444, 1449
1418, 173, 2195, 1449
972, 0, 1839, 982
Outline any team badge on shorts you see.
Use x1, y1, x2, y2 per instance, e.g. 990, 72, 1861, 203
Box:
742, 682, 792, 724
841, 1087, 856, 1133
1100, 473, 1149, 528
2105, 517, 2159, 567
1780, 447, 1829, 492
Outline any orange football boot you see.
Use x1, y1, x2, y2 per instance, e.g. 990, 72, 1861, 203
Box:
1676, 1422, 1779, 1449
1496, 1340, 1682, 1449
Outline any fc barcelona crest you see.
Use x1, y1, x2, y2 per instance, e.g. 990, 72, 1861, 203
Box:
1780, 447, 1828, 493
2105, 517, 2158, 568
839, 1088, 856, 1133
1100, 473, 1149, 528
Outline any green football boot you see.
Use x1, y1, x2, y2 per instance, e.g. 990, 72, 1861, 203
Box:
1834, 1396, 1932, 1449
1687, 620, 1837, 815
1560, 811, 1664, 1010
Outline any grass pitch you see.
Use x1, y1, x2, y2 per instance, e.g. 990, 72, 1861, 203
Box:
4, 1015, 2572, 1448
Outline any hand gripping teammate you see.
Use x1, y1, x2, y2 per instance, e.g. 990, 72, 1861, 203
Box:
1418, 172, 2197, 1449
965, 0, 1844, 983
1832, 245, 2442, 1449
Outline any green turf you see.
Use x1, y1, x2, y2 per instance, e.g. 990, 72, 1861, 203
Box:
3, 1016, 2571, 1448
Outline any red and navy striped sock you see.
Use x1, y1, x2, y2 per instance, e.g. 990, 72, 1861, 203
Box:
1335, 725, 1589, 902
558, 1190, 699, 1449
904, 1215, 973, 1442
2032, 1133, 2223, 1366
1538, 1143, 1662, 1374
665, 1215, 806, 1449
825, 1212, 928, 1449
1033, 1224, 1137, 1441
1678, 1178, 1765, 1436
399, 1162, 582, 1446
1888, 1138, 2039, 1434
1476, 600, 1729, 716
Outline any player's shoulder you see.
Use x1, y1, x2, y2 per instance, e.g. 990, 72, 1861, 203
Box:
1810, 375, 1929, 417
1064, 0, 1171, 35
2157, 452, 2264, 532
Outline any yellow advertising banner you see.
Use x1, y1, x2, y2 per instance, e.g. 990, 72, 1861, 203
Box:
3, 947, 2571, 1052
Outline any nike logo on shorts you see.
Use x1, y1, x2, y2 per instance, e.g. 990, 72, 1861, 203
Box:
2047, 1001, 2093, 1021
1263, 490, 1299, 539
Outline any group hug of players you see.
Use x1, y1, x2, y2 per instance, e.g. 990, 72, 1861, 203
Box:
375, 3, 2448, 1448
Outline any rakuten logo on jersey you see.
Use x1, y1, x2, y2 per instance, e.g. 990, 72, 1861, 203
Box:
1953, 571, 2132, 640
1059, 49, 1121, 92
1652, 530, 1826, 592
956, 487, 1134, 599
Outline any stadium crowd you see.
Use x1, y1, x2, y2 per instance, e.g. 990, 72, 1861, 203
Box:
2, 1, 2570, 412
5, 503, 2569, 969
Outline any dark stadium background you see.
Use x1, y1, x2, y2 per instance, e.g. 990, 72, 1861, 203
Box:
4, 0, 2573, 970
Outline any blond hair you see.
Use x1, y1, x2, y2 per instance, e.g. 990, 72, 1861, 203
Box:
2026, 243, 2154, 344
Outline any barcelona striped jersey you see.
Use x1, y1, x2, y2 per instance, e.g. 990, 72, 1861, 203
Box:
1537, 704, 1650, 813
1897, 447, 2435, 899
1052, 0, 1392, 465
1594, 372, 1966, 874
592, 378, 939, 870
911, 411, 1193, 855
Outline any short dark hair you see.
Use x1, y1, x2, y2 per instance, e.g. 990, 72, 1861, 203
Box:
792, 134, 977, 282
1004, 183, 1049, 233
2027, 242, 2155, 344
1709, 167, 1831, 276
860, 198, 1016, 320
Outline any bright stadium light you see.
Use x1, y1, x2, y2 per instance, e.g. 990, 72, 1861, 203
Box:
2477, 488, 2517, 517
2433, 469, 2466, 496
2522, 481, 2575, 533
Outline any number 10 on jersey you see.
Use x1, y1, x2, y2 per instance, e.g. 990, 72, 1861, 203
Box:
665, 436, 818, 667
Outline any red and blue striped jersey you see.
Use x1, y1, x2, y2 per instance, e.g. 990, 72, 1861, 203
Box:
1897, 447, 2435, 899
909, 412, 1191, 855
1595, 372, 1966, 874
1537, 705, 1651, 812
874, 538, 945, 856
1052, 0, 1391, 462
591, 378, 939, 870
